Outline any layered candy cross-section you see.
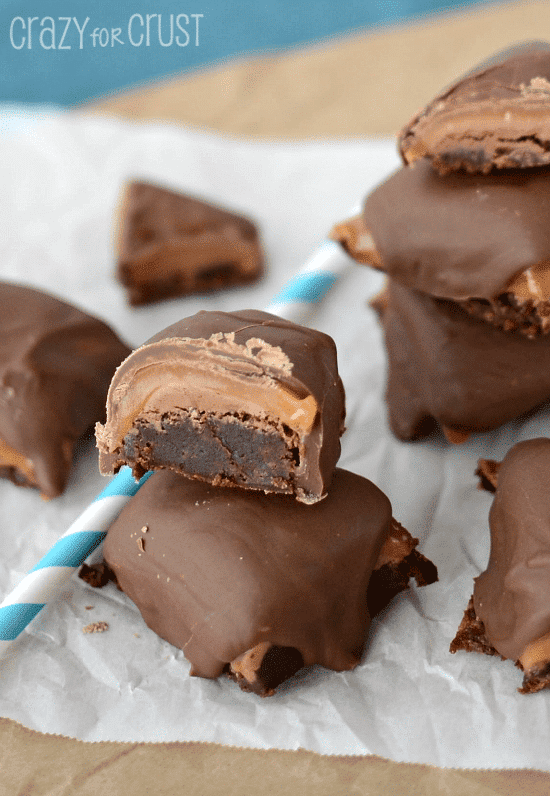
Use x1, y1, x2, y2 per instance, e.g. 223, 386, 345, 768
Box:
398, 41, 550, 175
116, 181, 264, 305
96, 309, 346, 503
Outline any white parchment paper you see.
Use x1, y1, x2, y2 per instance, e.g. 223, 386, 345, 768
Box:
0, 115, 549, 769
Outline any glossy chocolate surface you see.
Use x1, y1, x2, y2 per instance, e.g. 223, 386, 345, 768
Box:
103, 468, 393, 687
473, 438, 550, 663
379, 279, 550, 440
360, 158, 550, 303
0, 282, 129, 498
399, 41, 550, 174
117, 181, 263, 305
96, 309, 345, 503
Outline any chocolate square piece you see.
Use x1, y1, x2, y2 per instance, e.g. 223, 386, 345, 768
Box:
451, 438, 550, 694
116, 181, 263, 305
399, 41, 550, 174
0, 282, 130, 498
103, 468, 437, 695
96, 309, 346, 504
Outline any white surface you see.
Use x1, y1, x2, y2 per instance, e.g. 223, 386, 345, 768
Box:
0, 115, 549, 769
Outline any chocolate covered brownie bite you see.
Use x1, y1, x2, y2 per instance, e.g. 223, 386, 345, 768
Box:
398, 41, 550, 175
0, 282, 129, 498
331, 158, 550, 338
102, 468, 437, 696
96, 309, 346, 504
373, 280, 550, 442
451, 438, 550, 693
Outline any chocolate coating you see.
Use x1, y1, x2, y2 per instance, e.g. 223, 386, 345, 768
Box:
452, 439, 550, 693
473, 439, 550, 662
96, 309, 345, 503
0, 282, 130, 498
117, 181, 263, 305
379, 279, 550, 440
399, 41, 550, 174
103, 467, 436, 694
360, 158, 550, 303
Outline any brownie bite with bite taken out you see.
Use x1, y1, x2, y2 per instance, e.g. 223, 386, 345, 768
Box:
96, 309, 346, 504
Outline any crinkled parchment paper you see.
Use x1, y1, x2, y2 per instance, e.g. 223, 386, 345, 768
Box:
0, 115, 549, 769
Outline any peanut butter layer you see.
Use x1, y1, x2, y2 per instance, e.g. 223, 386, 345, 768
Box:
399, 41, 550, 174
116, 181, 263, 306
452, 439, 550, 694
103, 467, 437, 695
0, 281, 129, 498
96, 309, 345, 503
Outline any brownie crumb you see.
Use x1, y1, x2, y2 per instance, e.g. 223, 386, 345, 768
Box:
475, 458, 501, 493
78, 561, 119, 589
450, 596, 501, 657
82, 621, 109, 634
519, 661, 550, 694
137, 536, 145, 552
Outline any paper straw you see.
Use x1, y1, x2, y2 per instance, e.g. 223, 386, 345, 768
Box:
0, 228, 355, 654
0, 468, 153, 656
265, 239, 353, 324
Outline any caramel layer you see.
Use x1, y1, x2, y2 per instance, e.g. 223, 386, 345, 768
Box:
519, 630, 550, 672
99, 343, 318, 456
402, 101, 550, 166
507, 260, 550, 302
329, 216, 382, 268
0, 436, 37, 484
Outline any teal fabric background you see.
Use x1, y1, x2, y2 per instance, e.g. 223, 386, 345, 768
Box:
2, 1, 494, 105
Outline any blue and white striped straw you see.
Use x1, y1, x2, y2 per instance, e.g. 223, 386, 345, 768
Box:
0, 231, 354, 654
0, 468, 153, 656
265, 239, 352, 323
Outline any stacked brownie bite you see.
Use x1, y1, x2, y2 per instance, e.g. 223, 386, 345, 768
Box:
95, 309, 437, 695
331, 41, 550, 444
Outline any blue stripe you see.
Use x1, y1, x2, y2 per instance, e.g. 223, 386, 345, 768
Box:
29, 531, 107, 572
0, 603, 44, 640
94, 466, 154, 500
270, 271, 338, 305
